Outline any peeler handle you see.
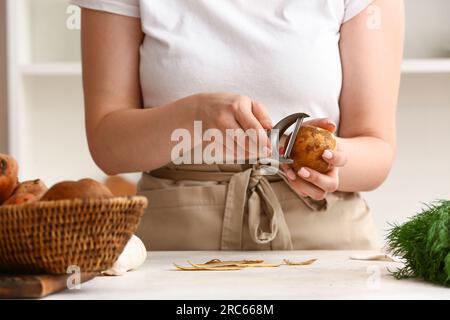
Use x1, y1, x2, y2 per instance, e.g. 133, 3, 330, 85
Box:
269, 113, 310, 164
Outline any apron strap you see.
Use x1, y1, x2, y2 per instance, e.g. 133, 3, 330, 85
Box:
220, 167, 293, 250
248, 170, 293, 250
220, 169, 252, 250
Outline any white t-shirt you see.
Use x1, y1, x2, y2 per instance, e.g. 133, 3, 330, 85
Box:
72, 0, 374, 127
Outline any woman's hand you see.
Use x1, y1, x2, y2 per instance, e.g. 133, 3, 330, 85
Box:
194, 92, 273, 159
280, 118, 348, 200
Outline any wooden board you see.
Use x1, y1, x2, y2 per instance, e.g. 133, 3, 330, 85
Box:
0, 273, 97, 299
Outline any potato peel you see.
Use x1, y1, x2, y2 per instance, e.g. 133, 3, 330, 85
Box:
204, 259, 264, 265
238, 263, 282, 268
190, 260, 266, 268
189, 261, 281, 268
173, 263, 244, 271
283, 259, 317, 266
174, 258, 317, 271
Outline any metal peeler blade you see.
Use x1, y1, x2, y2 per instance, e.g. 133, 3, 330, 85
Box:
269, 113, 310, 164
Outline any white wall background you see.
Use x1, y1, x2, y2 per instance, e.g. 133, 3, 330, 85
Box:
364, 0, 450, 239
364, 74, 450, 238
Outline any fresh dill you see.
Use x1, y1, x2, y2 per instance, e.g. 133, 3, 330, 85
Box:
386, 200, 450, 287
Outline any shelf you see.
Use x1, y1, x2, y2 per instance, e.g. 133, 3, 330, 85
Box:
20, 60, 450, 76
20, 62, 82, 76
19, 59, 450, 76
402, 59, 450, 74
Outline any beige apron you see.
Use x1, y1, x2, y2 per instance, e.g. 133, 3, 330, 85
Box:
136, 162, 380, 251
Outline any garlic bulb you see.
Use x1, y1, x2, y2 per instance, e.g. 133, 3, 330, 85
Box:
103, 235, 147, 276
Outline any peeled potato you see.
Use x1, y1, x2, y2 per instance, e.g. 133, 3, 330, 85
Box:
41, 178, 113, 201
0, 154, 19, 205
289, 125, 336, 174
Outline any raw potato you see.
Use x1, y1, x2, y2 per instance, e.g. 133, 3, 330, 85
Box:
4, 179, 48, 205
41, 178, 113, 201
104, 175, 137, 196
0, 154, 19, 205
289, 125, 336, 174
4, 192, 38, 205
16, 179, 48, 196
103, 235, 147, 276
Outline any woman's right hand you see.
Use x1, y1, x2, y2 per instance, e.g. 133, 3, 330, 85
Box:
193, 93, 273, 159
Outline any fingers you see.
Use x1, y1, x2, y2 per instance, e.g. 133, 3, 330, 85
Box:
251, 100, 273, 130
279, 147, 297, 181
234, 101, 264, 131
280, 144, 339, 198
223, 118, 248, 159
287, 174, 328, 200
280, 165, 307, 197
297, 167, 339, 193
278, 155, 322, 199
280, 162, 297, 182
303, 118, 336, 134
322, 149, 347, 167
234, 99, 271, 156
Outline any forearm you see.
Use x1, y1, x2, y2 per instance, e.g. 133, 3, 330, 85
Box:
89, 96, 198, 175
337, 136, 395, 192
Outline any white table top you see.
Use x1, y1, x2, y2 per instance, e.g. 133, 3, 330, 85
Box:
46, 251, 450, 300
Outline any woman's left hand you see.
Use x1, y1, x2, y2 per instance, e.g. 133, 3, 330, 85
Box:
280, 118, 347, 201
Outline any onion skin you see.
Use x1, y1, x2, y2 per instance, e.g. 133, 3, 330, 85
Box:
103, 235, 147, 276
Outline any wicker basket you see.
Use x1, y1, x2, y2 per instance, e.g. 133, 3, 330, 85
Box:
0, 196, 147, 274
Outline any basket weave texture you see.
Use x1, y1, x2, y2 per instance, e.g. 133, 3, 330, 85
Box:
0, 196, 147, 274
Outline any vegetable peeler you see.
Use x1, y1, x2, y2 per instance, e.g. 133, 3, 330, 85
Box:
268, 113, 310, 164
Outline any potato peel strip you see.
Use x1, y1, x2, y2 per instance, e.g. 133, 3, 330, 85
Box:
283, 259, 317, 266
189, 261, 282, 268
173, 263, 243, 271
174, 258, 316, 271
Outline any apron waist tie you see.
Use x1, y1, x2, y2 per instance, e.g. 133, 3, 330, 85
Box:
149, 163, 298, 250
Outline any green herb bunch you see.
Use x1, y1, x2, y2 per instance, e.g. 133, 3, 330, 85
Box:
386, 200, 450, 287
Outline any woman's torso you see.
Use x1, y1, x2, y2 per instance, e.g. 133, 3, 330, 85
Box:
139, 0, 347, 126
70, 0, 381, 250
